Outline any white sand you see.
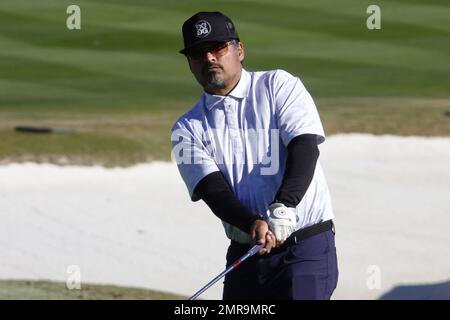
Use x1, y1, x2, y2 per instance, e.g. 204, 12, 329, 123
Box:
0, 133, 449, 299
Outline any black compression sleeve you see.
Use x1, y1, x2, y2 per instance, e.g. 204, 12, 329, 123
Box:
193, 171, 261, 233
274, 134, 320, 207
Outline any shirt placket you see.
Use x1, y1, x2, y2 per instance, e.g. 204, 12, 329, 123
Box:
223, 98, 243, 156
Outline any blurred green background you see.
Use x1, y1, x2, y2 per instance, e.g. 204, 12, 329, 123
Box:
1, 0, 449, 166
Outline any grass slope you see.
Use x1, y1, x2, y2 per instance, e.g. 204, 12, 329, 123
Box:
0, 280, 186, 300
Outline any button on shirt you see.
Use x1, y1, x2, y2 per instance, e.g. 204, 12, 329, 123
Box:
171, 69, 334, 239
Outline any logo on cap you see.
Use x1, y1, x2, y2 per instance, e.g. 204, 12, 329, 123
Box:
194, 20, 211, 38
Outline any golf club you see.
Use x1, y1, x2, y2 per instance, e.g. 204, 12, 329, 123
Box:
188, 243, 264, 300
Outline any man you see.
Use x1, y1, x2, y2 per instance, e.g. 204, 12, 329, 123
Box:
171, 11, 338, 300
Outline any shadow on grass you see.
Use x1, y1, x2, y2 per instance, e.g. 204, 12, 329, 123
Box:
379, 280, 450, 300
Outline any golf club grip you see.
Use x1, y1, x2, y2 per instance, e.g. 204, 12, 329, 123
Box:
188, 243, 264, 300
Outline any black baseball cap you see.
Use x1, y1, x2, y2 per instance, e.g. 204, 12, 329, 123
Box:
179, 11, 240, 54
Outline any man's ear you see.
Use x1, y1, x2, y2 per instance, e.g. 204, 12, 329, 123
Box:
238, 42, 245, 62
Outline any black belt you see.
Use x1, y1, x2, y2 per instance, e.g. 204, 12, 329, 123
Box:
230, 220, 334, 248
284, 220, 334, 246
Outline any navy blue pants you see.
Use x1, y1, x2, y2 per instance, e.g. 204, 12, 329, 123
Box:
222, 230, 338, 300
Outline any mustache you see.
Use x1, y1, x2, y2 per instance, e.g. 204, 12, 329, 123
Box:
203, 63, 223, 72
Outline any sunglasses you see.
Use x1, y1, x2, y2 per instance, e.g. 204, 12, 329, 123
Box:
186, 41, 233, 61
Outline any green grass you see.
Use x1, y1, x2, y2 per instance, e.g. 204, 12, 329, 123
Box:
319, 97, 450, 136
1, 97, 449, 166
1, 0, 449, 165
0, 280, 186, 300
0, 110, 178, 166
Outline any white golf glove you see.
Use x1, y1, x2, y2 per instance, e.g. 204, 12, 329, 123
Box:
268, 202, 297, 242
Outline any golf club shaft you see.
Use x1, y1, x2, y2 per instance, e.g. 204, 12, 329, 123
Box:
188, 243, 264, 300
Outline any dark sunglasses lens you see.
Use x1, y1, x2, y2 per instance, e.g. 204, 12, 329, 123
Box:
187, 42, 229, 59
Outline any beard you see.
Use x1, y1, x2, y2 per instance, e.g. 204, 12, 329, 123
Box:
203, 72, 226, 91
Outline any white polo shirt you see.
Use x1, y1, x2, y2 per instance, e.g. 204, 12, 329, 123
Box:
171, 69, 334, 242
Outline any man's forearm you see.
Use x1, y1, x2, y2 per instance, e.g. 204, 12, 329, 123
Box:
193, 171, 261, 233
274, 134, 319, 207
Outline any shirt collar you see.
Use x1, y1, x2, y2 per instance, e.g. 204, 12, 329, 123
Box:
203, 69, 250, 111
